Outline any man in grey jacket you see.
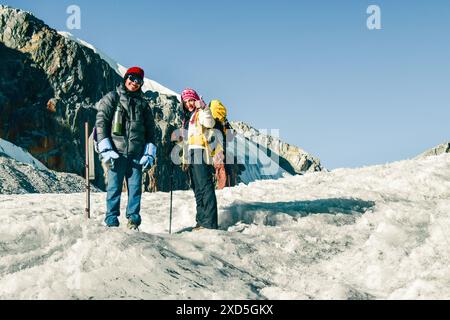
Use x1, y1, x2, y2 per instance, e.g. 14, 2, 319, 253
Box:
95, 67, 156, 229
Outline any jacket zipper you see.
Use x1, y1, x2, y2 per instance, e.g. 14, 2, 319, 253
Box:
125, 97, 131, 157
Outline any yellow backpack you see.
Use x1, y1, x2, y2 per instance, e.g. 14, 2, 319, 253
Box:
209, 100, 227, 123
206, 99, 228, 159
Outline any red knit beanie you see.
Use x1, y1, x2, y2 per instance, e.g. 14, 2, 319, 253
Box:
124, 66, 144, 80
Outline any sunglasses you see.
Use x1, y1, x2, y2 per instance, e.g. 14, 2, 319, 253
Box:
127, 74, 144, 86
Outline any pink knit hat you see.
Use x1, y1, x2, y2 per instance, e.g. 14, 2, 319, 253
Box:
181, 88, 200, 102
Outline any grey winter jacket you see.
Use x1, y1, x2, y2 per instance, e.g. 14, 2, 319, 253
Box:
95, 84, 155, 157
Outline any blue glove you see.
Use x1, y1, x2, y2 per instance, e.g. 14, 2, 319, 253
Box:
98, 138, 119, 165
139, 143, 156, 171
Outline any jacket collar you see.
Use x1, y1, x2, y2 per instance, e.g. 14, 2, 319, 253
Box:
116, 83, 143, 114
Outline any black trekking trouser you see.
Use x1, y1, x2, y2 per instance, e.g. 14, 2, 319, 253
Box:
188, 149, 218, 229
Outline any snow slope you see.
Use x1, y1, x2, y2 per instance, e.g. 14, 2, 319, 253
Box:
228, 133, 288, 183
58, 32, 178, 98
1, 154, 449, 299
231, 121, 323, 174
0, 138, 47, 171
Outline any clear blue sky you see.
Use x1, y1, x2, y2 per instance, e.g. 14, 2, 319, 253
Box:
4, 0, 450, 169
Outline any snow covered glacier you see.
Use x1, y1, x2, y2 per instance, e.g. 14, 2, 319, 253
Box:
0, 154, 449, 299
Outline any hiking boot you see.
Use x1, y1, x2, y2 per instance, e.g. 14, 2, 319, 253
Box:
126, 214, 141, 230
127, 219, 139, 230
105, 216, 120, 227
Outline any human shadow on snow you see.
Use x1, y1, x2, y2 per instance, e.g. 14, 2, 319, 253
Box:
220, 198, 375, 229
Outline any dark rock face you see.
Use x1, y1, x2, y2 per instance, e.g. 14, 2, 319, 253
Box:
0, 41, 55, 160
0, 6, 188, 191
0, 6, 118, 176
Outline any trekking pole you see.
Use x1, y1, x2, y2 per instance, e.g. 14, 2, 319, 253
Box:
85, 122, 90, 219
169, 143, 174, 234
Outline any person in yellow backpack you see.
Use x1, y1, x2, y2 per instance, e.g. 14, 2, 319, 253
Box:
176, 88, 218, 230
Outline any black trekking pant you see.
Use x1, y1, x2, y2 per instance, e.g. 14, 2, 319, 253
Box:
188, 149, 218, 229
